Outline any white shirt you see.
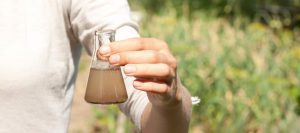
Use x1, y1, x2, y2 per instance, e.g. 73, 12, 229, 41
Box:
0, 0, 148, 132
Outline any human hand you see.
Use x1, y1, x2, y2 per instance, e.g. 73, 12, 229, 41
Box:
98, 38, 181, 106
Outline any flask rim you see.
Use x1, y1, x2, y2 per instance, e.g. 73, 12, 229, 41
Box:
95, 29, 116, 36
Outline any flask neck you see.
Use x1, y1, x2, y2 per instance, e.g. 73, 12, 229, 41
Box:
91, 30, 117, 70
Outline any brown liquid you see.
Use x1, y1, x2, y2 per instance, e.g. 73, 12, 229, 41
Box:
85, 68, 128, 104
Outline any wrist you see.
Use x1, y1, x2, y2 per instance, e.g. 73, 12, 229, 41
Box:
141, 76, 192, 133
147, 73, 190, 109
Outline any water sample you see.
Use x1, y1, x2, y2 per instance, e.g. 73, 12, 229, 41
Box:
85, 30, 128, 104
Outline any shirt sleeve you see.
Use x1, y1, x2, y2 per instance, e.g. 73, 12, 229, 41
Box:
68, 0, 139, 53
65, 0, 149, 131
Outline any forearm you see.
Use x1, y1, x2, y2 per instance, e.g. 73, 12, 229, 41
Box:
141, 79, 192, 133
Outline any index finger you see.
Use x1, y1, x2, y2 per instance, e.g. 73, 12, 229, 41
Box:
99, 38, 169, 56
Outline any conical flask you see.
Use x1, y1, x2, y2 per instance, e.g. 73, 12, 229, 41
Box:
85, 30, 128, 104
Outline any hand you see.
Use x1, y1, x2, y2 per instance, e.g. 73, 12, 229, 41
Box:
98, 38, 180, 106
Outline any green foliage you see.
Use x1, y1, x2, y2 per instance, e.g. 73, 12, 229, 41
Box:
93, 106, 118, 132
130, 0, 300, 17
91, 1, 300, 132
93, 105, 135, 133
296, 96, 300, 115
130, 0, 300, 29
138, 12, 300, 132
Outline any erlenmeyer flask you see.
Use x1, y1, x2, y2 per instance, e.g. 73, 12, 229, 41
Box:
85, 30, 128, 104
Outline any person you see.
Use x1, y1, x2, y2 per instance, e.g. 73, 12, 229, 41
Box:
0, 0, 192, 133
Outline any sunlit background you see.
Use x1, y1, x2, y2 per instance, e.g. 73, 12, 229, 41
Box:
69, 0, 300, 132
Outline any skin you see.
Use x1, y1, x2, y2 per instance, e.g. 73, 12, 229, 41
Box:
98, 38, 192, 133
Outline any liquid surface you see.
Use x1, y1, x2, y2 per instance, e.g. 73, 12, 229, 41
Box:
85, 68, 128, 104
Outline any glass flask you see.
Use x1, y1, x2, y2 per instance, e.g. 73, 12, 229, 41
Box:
85, 30, 128, 104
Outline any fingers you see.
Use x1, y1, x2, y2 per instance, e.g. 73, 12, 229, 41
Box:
133, 80, 169, 94
125, 64, 175, 94
99, 38, 169, 56
124, 64, 175, 78
96, 37, 178, 95
108, 50, 169, 65
97, 38, 177, 68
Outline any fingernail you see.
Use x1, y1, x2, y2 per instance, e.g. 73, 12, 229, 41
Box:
99, 46, 111, 55
109, 54, 120, 64
133, 81, 143, 87
124, 65, 136, 74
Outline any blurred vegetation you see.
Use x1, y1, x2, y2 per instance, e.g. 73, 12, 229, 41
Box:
92, 106, 134, 133
92, 0, 300, 132
130, 0, 300, 16
137, 13, 300, 132
130, 0, 300, 28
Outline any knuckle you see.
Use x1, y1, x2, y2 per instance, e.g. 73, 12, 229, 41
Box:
161, 41, 168, 49
169, 57, 177, 69
149, 51, 160, 63
132, 38, 144, 50
149, 38, 158, 43
143, 65, 151, 75
146, 83, 155, 92
137, 38, 145, 50
121, 52, 130, 64
152, 38, 168, 49
150, 83, 156, 91
160, 64, 171, 76
155, 38, 168, 48
110, 44, 118, 52
160, 84, 168, 93
132, 38, 141, 43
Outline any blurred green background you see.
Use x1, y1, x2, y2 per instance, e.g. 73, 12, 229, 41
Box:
69, 0, 300, 133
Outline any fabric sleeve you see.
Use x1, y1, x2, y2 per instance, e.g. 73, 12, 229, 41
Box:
66, 0, 149, 131
68, 0, 139, 54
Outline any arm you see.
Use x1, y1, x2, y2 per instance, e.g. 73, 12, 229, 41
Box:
141, 76, 192, 133
66, 0, 192, 132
